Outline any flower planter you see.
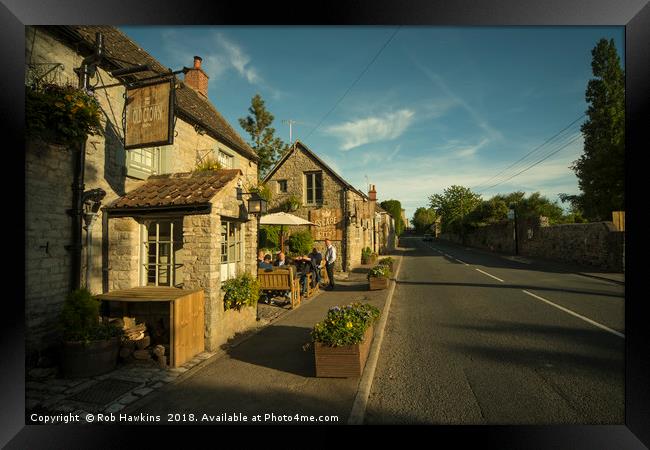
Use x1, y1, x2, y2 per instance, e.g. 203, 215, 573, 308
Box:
61, 336, 120, 378
314, 325, 374, 378
368, 276, 389, 290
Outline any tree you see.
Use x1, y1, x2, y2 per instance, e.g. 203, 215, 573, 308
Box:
380, 200, 405, 236
239, 94, 290, 180
568, 38, 625, 221
429, 185, 481, 236
412, 207, 438, 233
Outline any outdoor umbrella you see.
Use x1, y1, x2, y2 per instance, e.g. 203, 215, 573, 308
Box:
259, 212, 317, 253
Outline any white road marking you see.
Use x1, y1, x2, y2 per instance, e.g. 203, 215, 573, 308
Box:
454, 258, 469, 266
521, 289, 625, 339
475, 268, 504, 282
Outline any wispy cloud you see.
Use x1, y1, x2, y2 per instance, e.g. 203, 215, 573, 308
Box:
325, 109, 415, 151
158, 29, 280, 98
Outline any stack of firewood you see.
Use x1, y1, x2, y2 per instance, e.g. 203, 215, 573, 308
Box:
116, 317, 168, 368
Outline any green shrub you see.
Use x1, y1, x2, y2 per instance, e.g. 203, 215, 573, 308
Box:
283, 195, 301, 212
60, 288, 122, 342
287, 230, 314, 255
194, 156, 223, 172
259, 225, 281, 250
311, 303, 381, 347
361, 247, 373, 259
223, 273, 260, 311
378, 257, 394, 269
367, 264, 391, 280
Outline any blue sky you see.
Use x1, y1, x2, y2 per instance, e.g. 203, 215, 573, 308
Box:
120, 26, 624, 220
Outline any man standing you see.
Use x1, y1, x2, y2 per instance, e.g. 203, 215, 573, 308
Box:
324, 239, 336, 290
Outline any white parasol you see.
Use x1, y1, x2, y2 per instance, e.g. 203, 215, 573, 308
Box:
259, 212, 316, 253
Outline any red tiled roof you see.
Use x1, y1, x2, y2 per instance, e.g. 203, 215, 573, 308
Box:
107, 169, 241, 209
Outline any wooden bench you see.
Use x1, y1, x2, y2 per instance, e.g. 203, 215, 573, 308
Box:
258, 268, 301, 309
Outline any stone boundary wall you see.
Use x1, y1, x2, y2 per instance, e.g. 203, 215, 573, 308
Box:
441, 219, 624, 272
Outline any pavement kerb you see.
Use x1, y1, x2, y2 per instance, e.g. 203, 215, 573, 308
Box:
347, 250, 404, 425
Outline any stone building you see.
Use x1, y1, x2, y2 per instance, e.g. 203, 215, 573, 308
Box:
25, 25, 260, 358
263, 140, 395, 272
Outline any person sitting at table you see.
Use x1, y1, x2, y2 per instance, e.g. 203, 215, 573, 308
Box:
258, 254, 273, 270
308, 247, 323, 284
274, 252, 288, 267
293, 255, 311, 297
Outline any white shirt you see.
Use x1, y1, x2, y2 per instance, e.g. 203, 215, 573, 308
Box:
325, 244, 337, 264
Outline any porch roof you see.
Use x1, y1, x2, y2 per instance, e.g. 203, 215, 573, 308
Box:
106, 169, 241, 210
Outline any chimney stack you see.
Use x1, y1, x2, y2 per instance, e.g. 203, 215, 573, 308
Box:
369, 184, 377, 202
184, 55, 209, 98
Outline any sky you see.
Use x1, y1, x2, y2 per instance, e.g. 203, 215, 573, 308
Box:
120, 26, 624, 220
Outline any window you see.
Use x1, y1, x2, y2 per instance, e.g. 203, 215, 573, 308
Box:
220, 221, 242, 282
304, 171, 323, 205
217, 150, 234, 169
277, 180, 288, 193
141, 220, 183, 287
127, 147, 160, 178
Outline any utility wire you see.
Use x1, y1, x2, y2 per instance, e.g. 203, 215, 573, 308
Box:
471, 114, 585, 190
303, 27, 401, 141
477, 133, 582, 193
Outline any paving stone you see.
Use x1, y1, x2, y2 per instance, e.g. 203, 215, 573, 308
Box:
196, 352, 212, 360
132, 387, 154, 397
105, 403, 125, 413
64, 380, 98, 395
168, 367, 187, 374
46, 385, 69, 394
26, 399, 42, 410
161, 376, 177, 383
152, 382, 165, 389
26, 381, 49, 391
118, 394, 139, 405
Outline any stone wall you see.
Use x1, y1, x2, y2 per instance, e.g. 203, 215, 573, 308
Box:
440, 219, 625, 272
106, 217, 140, 291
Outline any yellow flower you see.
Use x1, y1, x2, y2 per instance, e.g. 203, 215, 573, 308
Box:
346, 322, 353, 329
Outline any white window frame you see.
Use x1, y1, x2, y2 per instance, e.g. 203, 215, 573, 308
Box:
127, 147, 161, 178
220, 220, 243, 282
304, 171, 323, 205
140, 219, 183, 287
217, 149, 234, 169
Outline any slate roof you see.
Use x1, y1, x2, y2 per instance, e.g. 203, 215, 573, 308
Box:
51, 25, 258, 162
107, 169, 241, 210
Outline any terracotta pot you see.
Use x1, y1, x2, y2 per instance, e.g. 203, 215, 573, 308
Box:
314, 325, 374, 378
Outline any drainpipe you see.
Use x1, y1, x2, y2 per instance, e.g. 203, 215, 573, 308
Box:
82, 188, 106, 292
69, 32, 103, 291
342, 187, 348, 272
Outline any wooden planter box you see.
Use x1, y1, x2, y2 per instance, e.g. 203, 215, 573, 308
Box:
362, 255, 378, 265
368, 276, 389, 290
314, 325, 374, 378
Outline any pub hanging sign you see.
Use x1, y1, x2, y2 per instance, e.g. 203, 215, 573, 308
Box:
124, 78, 175, 150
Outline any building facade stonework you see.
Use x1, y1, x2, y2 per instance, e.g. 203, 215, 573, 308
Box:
263, 141, 395, 272
25, 25, 260, 357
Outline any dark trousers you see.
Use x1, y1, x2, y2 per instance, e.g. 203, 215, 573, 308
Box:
326, 263, 335, 287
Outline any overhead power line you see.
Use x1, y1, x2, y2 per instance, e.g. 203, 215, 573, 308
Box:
477, 133, 583, 193
303, 27, 401, 141
471, 114, 586, 191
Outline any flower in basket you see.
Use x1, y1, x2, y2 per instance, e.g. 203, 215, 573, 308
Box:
311, 302, 381, 347
367, 264, 391, 280
377, 257, 394, 270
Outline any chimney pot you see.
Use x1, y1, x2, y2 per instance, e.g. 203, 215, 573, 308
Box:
193, 56, 203, 69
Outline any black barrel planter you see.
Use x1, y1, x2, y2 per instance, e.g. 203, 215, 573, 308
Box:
61, 336, 120, 378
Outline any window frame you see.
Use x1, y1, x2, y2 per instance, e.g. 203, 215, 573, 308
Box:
127, 146, 161, 179
140, 219, 183, 287
304, 171, 323, 205
217, 149, 235, 169
220, 220, 243, 282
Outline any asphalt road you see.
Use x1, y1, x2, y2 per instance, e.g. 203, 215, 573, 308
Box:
365, 237, 624, 425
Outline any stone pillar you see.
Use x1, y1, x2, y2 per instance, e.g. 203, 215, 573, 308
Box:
107, 217, 140, 291
182, 212, 222, 351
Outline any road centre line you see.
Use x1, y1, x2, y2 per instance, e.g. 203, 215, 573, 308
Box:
521, 290, 625, 339
475, 268, 504, 282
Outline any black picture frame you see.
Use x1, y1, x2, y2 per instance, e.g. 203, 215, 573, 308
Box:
5, 0, 648, 448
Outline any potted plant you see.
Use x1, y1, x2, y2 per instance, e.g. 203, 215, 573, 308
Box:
60, 288, 123, 378
367, 264, 391, 290
377, 257, 395, 272
222, 273, 260, 311
361, 247, 375, 265
311, 303, 381, 377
